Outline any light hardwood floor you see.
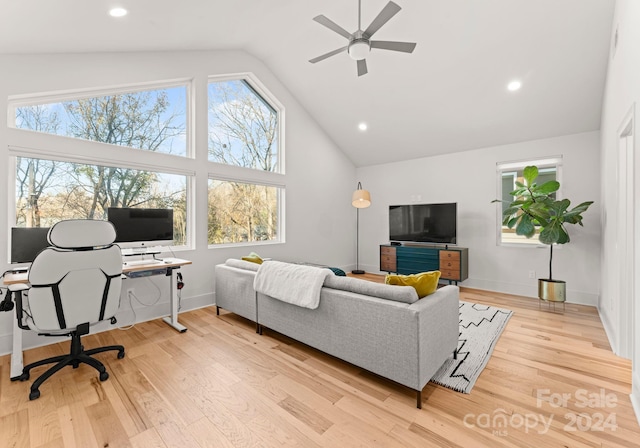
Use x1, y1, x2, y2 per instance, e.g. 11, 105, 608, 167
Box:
1, 279, 638, 447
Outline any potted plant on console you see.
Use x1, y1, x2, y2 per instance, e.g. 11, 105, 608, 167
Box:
494, 165, 594, 303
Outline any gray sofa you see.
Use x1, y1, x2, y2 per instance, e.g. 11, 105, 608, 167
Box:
214, 258, 459, 408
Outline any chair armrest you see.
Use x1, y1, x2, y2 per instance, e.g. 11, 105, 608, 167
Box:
8, 283, 29, 292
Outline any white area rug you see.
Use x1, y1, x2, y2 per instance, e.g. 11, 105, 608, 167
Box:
430, 301, 513, 394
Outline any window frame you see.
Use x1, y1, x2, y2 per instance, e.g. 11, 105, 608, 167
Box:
206, 174, 286, 248
6, 79, 197, 255
496, 156, 563, 247
8, 78, 193, 159
206, 73, 286, 248
8, 148, 195, 251
5, 73, 286, 254
207, 73, 286, 174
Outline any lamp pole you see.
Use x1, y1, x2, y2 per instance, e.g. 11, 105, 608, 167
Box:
351, 181, 371, 275
353, 206, 364, 274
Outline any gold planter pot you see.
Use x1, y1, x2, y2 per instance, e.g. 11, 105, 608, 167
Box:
538, 279, 566, 302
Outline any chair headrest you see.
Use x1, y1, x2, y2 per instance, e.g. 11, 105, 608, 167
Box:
48, 219, 117, 249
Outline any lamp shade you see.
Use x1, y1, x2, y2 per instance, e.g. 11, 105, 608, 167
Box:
352, 184, 371, 208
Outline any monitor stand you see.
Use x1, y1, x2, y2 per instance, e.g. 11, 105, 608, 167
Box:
121, 247, 161, 257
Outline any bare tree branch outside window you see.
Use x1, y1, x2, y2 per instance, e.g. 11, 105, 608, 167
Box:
207, 79, 281, 245
13, 87, 188, 245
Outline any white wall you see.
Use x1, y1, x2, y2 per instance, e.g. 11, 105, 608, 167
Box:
0, 50, 356, 354
356, 131, 601, 305
599, 0, 640, 425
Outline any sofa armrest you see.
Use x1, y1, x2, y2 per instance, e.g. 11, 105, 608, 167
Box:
223, 258, 260, 271
409, 285, 460, 387
214, 263, 258, 322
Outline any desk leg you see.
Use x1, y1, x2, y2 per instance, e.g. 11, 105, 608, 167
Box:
10, 292, 24, 380
162, 268, 187, 333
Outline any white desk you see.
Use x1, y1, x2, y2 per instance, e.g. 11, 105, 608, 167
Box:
3, 257, 191, 380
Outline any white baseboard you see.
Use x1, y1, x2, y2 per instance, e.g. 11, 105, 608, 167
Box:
0, 292, 214, 357
445, 277, 599, 306
598, 305, 620, 356
363, 268, 599, 306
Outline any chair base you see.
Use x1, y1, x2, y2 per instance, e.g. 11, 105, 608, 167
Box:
18, 331, 125, 400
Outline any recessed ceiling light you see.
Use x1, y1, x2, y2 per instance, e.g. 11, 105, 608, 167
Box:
507, 80, 522, 92
109, 7, 128, 17
358, 122, 368, 131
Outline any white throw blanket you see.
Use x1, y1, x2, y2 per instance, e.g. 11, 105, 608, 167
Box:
253, 261, 331, 309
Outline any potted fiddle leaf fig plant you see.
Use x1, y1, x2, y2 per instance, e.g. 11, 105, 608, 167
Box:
493, 165, 594, 303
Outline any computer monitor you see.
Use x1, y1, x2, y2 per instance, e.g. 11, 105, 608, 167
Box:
10, 227, 51, 264
106, 207, 174, 250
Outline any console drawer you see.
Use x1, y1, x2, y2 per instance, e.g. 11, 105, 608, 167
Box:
440, 269, 460, 281
381, 246, 396, 256
439, 250, 460, 261
380, 255, 396, 272
440, 259, 460, 270
380, 245, 397, 272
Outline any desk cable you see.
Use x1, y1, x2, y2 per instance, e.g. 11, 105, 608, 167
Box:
118, 277, 163, 330
118, 292, 137, 331
177, 272, 184, 312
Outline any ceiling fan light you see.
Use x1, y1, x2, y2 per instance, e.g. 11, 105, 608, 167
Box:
348, 40, 370, 60
507, 80, 522, 91
109, 7, 128, 17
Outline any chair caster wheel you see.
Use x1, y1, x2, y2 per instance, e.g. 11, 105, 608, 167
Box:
99, 371, 109, 381
117, 351, 125, 359
19, 372, 30, 381
29, 390, 40, 400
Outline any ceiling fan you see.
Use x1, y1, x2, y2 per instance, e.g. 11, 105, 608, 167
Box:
309, 0, 416, 77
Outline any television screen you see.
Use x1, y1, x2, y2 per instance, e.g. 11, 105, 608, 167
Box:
11, 227, 51, 263
107, 208, 174, 244
389, 203, 457, 244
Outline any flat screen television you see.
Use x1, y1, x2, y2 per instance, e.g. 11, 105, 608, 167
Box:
10, 227, 51, 264
389, 203, 457, 244
107, 207, 174, 250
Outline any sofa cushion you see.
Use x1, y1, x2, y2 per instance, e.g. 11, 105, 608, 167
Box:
222, 259, 418, 304
225, 258, 260, 271
323, 275, 418, 304
242, 252, 263, 264
327, 267, 346, 276
385, 271, 441, 298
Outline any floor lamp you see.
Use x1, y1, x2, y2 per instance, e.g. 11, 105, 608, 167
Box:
352, 182, 371, 275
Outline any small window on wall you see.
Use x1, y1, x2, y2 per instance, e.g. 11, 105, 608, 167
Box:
496, 157, 562, 245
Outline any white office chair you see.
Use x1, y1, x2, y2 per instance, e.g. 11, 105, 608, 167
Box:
12, 219, 125, 400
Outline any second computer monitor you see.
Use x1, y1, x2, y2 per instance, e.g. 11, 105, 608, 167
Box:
107, 207, 174, 250
11, 227, 51, 264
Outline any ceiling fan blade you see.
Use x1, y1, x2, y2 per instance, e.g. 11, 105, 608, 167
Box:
370, 40, 416, 53
309, 46, 348, 63
313, 15, 352, 40
357, 59, 368, 76
363, 1, 402, 38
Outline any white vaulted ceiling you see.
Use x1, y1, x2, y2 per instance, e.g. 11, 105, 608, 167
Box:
0, 0, 615, 167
